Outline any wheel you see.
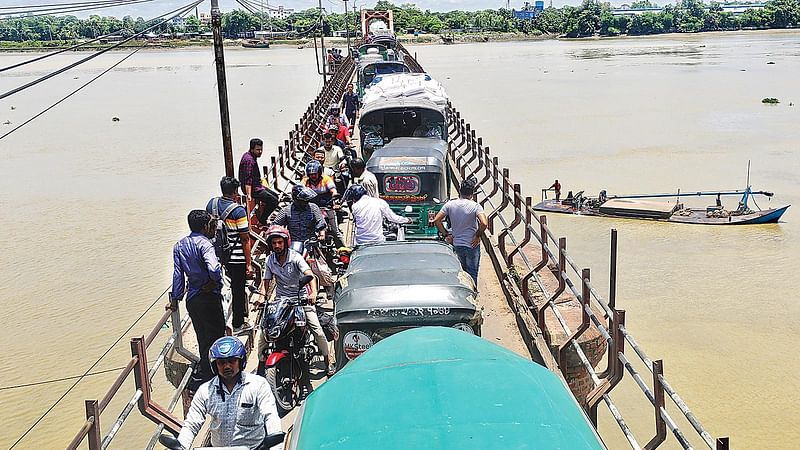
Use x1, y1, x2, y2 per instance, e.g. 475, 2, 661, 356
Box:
265, 357, 300, 416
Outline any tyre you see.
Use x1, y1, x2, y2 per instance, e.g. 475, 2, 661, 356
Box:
265, 357, 300, 416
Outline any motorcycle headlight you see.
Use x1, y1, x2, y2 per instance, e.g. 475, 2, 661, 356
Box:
343, 331, 373, 360
452, 323, 475, 335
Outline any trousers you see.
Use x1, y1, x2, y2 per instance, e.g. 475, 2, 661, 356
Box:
186, 292, 225, 388
225, 263, 248, 328
454, 245, 481, 286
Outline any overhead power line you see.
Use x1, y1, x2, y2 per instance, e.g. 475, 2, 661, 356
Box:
0, 0, 155, 19
0, 0, 204, 102
0, 366, 127, 391
0, 0, 148, 11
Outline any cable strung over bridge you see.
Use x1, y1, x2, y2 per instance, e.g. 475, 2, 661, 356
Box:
0, 0, 155, 19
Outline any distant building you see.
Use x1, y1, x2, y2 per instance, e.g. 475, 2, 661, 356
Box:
513, 1, 544, 20
171, 16, 185, 26
273, 5, 294, 20
199, 12, 211, 26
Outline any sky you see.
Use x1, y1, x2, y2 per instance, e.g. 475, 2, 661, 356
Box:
0, 0, 578, 20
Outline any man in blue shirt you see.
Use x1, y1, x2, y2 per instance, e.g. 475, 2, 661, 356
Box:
168, 210, 226, 389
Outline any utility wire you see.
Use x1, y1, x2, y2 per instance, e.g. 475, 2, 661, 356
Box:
0, 39, 145, 141
0, 0, 155, 19
0, 0, 148, 10
8, 285, 170, 449
0, 366, 126, 391
0, 0, 204, 101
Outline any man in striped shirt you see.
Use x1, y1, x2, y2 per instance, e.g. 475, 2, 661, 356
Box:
207, 177, 252, 333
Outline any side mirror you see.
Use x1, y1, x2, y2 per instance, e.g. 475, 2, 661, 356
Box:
299, 275, 314, 288
158, 434, 182, 450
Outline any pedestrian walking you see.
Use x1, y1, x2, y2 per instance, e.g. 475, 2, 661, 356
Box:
341, 83, 360, 130
206, 176, 252, 334
168, 210, 226, 389
433, 177, 488, 285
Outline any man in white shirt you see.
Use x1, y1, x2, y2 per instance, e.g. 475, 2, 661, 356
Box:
344, 184, 411, 245
349, 158, 379, 198
177, 337, 281, 450
317, 132, 346, 171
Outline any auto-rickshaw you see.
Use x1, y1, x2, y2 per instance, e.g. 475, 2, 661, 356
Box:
358, 96, 447, 157
356, 60, 410, 98
283, 327, 607, 449
366, 137, 450, 238
356, 43, 388, 61
331, 241, 481, 369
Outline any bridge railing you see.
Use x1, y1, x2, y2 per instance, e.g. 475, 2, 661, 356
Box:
395, 43, 729, 450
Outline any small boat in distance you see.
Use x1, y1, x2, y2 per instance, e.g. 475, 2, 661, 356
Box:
533, 186, 789, 225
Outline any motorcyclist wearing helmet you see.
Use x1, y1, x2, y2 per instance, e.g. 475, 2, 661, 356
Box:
258, 225, 335, 379
324, 104, 349, 131
178, 337, 281, 450
303, 160, 345, 249
272, 185, 327, 245
344, 183, 412, 245
312, 148, 335, 177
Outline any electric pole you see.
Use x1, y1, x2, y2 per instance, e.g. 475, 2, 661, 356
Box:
210, 0, 234, 177
318, 0, 327, 84
344, 0, 350, 52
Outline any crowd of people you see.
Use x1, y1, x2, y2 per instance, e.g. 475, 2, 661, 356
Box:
166, 86, 489, 449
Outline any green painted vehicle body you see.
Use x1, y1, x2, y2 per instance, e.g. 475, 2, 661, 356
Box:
286, 327, 607, 450
332, 241, 480, 369
366, 137, 450, 239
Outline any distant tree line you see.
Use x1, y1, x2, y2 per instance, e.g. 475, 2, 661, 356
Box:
1, 0, 799, 42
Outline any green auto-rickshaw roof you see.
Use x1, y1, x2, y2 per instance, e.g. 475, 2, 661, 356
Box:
290, 327, 606, 449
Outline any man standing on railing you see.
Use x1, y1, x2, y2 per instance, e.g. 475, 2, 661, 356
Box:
434, 176, 488, 286
206, 176, 252, 334
238, 137, 279, 219
168, 210, 226, 390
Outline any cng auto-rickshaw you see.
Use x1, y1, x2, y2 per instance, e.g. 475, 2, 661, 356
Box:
358, 96, 447, 158
283, 327, 606, 450
331, 241, 481, 370
366, 137, 450, 239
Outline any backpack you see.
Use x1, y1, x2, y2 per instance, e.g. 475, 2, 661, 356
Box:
211, 197, 241, 265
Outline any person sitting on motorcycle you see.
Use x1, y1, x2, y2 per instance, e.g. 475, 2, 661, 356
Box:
303, 161, 345, 249
260, 225, 335, 380
343, 184, 412, 245
312, 148, 335, 177
178, 336, 282, 450
272, 185, 327, 245
324, 104, 349, 131
317, 132, 347, 172
331, 115, 351, 148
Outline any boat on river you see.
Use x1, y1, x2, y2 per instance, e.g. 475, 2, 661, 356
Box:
533, 186, 789, 225
242, 39, 270, 48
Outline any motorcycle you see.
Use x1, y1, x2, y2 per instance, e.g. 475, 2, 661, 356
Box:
259, 275, 316, 416
158, 431, 285, 450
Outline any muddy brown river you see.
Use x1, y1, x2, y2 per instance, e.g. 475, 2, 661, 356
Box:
1, 30, 798, 448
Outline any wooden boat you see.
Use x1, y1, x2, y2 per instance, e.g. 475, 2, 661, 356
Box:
242, 39, 270, 48
533, 186, 789, 225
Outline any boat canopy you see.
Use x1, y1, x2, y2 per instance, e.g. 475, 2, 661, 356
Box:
286, 327, 606, 450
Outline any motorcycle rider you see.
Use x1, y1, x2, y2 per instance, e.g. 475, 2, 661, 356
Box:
317, 132, 347, 172
177, 336, 282, 450
312, 148, 335, 177
259, 225, 335, 381
271, 185, 328, 245
343, 184, 412, 245
349, 158, 379, 198
302, 161, 345, 249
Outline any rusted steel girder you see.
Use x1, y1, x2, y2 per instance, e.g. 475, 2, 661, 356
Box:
537, 237, 567, 331
645, 360, 667, 449
587, 309, 626, 426
486, 168, 510, 234
497, 184, 523, 263
507, 196, 533, 268
558, 269, 592, 373
130, 337, 182, 435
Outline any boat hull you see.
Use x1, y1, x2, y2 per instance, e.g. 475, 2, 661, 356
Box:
533, 200, 789, 225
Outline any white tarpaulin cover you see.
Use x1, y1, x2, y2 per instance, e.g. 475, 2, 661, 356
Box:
363, 73, 449, 107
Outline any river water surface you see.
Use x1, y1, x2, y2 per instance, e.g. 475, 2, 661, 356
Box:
1, 31, 798, 448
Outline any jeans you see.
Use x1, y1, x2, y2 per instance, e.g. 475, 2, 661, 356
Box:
454, 245, 481, 286
322, 208, 345, 248
185, 292, 225, 389
225, 263, 248, 328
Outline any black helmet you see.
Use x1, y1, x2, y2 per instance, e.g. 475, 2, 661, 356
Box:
305, 160, 323, 177
343, 184, 368, 203
292, 184, 317, 203
349, 158, 366, 172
